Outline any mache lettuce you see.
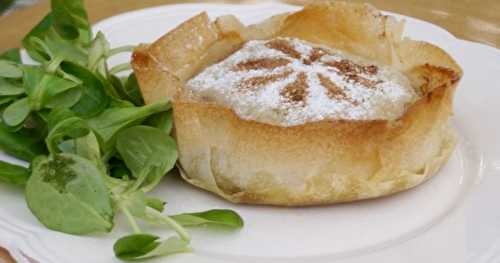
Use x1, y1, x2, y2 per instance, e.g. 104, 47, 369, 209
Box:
0, 0, 243, 261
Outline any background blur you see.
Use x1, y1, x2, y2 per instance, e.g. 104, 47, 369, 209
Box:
0, 0, 499, 51
0, 0, 37, 15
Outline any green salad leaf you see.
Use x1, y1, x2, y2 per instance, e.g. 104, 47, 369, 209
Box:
108, 156, 132, 179
145, 196, 166, 212
60, 61, 109, 117
0, 78, 24, 96
0, 161, 30, 186
3, 97, 31, 126
26, 154, 114, 234
45, 116, 89, 154
88, 31, 109, 74
22, 66, 81, 110
171, 209, 244, 228
0, 97, 15, 107
73, 131, 103, 168
121, 73, 144, 106
50, 0, 91, 42
114, 234, 191, 261
87, 100, 170, 147
106, 74, 123, 97
22, 14, 54, 62
0, 48, 21, 63
114, 234, 161, 260
116, 125, 177, 192
144, 110, 173, 135
32, 31, 88, 71
0, 124, 46, 161
0, 60, 23, 79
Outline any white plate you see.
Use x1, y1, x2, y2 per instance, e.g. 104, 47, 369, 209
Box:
1, 3, 500, 263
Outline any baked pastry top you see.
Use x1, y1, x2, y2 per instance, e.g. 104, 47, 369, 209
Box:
187, 37, 416, 126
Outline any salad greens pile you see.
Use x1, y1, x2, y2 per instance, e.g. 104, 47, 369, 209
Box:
0, 0, 243, 260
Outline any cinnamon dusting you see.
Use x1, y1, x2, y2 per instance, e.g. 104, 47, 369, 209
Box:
239, 70, 293, 91
325, 59, 378, 75
235, 58, 290, 71
318, 73, 348, 100
187, 38, 416, 126
280, 72, 308, 103
345, 74, 382, 88
304, 47, 328, 65
265, 39, 302, 59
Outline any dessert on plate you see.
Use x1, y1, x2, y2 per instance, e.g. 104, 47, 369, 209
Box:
132, 1, 462, 206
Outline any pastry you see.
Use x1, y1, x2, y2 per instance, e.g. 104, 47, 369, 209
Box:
132, 1, 462, 206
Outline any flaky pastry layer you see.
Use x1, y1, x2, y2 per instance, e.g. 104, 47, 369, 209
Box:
132, 1, 462, 205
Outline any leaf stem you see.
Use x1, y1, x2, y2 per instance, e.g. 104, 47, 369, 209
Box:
107, 45, 136, 57
46, 57, 64, 74
89, 56, 104, 73
96, 60, 108, 77
120, 204, 142, 234
146, 207, 191, 242
56, 68, 81, 83
124, 167, 150, 195
109, 63, 132, 75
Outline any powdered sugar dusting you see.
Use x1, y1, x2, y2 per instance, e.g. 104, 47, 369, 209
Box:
186, 38, 417, 126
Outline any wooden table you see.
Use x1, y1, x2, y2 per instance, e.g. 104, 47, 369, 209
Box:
1, 0, 499, 51
0, 0, 499, 262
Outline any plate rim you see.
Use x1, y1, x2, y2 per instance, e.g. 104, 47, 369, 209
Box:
92, 2, 459, 41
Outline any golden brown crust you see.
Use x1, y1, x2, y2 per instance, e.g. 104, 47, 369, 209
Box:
132, 1, 462, 206
132, 12, 242, 104
277, 1, 405, 65
173, 78, 457, 205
